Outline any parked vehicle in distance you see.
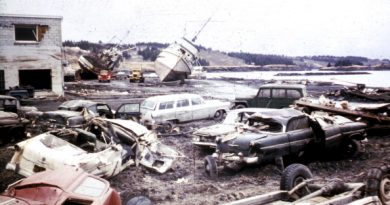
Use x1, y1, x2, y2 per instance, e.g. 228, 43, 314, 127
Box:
0, 167, 122, 205
192, 108, 263, 148
7, 118, 181, 177
140, 94, 230, 128
129, 68, 145, 83
98, 69, 112, 82
204, 109, 367, 178
221, 163, 388, 205
233, 84, 307, 109
113, 69, 131, 80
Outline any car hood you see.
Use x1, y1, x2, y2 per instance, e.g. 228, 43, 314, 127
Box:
103, 118, 149, 136
0, 111, 19, 119
194, 123, 236, 136
43, 110, 82, 119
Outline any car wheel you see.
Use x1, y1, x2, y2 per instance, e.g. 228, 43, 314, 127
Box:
342, 139, 361, 158
213, 110, 225, 121
160, 121, 173, 134
366, 165, 390, 205
280, 163, 313, 198
204, 155, 218, 179
234, 104, 246, 109
126, 196, 154, 205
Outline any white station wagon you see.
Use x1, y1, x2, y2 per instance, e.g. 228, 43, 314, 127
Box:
140, 94, 230, 127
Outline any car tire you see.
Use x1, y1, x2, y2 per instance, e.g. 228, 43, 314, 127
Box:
366, 165, 390, 205
342, 139, 361, 158
234, 104, 246, 109
280, 163, 313, 198
160, 121, 173, 134
126, 196, 154, 205
204, 155, 218, 179
213, 110, 225, 121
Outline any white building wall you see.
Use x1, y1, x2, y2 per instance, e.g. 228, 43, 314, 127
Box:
0, 14, 64, 95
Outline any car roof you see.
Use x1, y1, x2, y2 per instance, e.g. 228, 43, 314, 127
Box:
259, 84, 306, 89
248, 108, 305, 125
0, 95, 17, 100
144, 93, 202, 102
59, 100, 98, 109
15, 167, 87, 191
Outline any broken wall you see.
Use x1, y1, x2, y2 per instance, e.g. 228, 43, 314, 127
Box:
0, 14, 64, 95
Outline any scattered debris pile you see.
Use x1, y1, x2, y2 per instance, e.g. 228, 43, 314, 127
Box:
328, 84, 390, 102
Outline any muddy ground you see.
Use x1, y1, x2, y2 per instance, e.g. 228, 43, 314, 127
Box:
1, 77, 388, 204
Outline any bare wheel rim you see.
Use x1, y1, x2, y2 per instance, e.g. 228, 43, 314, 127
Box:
380, 175, 390, 203
294, 176, 310, 196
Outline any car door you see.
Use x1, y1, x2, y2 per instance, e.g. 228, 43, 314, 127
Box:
269, 88, 288, 108
175, 98, 192, 122
248, 88, 271, 107
115, 103, 141, 120
286, 117, 314, 154
190, 97, 209, 120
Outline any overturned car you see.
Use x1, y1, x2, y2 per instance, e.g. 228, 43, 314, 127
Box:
7, 117, 181, 177
204, 108, 367, 178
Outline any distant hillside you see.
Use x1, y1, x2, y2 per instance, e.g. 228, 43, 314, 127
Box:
63, 40, 390, 71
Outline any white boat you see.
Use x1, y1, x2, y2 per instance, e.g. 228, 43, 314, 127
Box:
154, 38, 198, 82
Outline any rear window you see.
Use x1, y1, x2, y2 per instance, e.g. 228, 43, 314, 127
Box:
159, 101, 174, 110
286, 89, 301, 98
73, 177, 106, 197
141, 100, 156, 110
176, 99, 189, 107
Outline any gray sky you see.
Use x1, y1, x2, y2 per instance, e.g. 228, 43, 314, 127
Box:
1, 0, 390, 59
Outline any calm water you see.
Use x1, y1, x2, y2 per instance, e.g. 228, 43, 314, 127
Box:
206, 70, 390, 87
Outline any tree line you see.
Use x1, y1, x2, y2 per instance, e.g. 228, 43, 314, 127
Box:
228, 52, 294, 65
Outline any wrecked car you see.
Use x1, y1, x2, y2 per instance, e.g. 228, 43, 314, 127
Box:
222, 163, 388, 205
7, 117, 181, 177
192, 108, 263, 148
0, 111, 29, 145
0, 167, 122, 205
233, 84, 307, 109
140, 93, 230, 130
204, 108, 367, 178
25, 99, 115, 135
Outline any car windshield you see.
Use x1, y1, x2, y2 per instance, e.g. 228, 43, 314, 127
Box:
242, 115, 283, 133
141, 100, 156, 110
73, 177, 106, 197
223, 111, 255, 124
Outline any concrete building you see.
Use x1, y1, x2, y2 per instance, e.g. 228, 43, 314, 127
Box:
0, 14, 64, 96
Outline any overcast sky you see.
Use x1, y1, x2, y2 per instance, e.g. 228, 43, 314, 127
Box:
1, 0, 390, 59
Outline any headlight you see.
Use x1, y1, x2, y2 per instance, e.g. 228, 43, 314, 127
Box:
193, 136, 200, 142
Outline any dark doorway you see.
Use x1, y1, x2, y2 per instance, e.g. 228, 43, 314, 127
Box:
0, 70, 4, 91
19, 69, 51, 90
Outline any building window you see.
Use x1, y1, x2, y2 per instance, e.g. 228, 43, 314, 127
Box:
14, 25, 48, 42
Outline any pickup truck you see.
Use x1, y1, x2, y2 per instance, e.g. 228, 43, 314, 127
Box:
233, 84, 307, 109
204, 108, 367, 178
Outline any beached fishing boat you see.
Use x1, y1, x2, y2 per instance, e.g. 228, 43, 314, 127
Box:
154, 38, 198, 82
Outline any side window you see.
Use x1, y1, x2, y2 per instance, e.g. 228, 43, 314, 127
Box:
159, 101, 174, 110
176, 99, 189, 107
257, 89, 271, 98
286, 89, 302, 98
97, 104, 110, 111
272, 89, 286, 98
191, 98, 202, 105
286, 117, 310, 131
117, 104, 140, 112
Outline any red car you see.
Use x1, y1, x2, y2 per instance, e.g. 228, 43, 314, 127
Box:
0, 167, 121, 205
98, 70, 112, 83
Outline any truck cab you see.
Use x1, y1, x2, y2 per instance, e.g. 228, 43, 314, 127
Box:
234, 84, 307, 109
